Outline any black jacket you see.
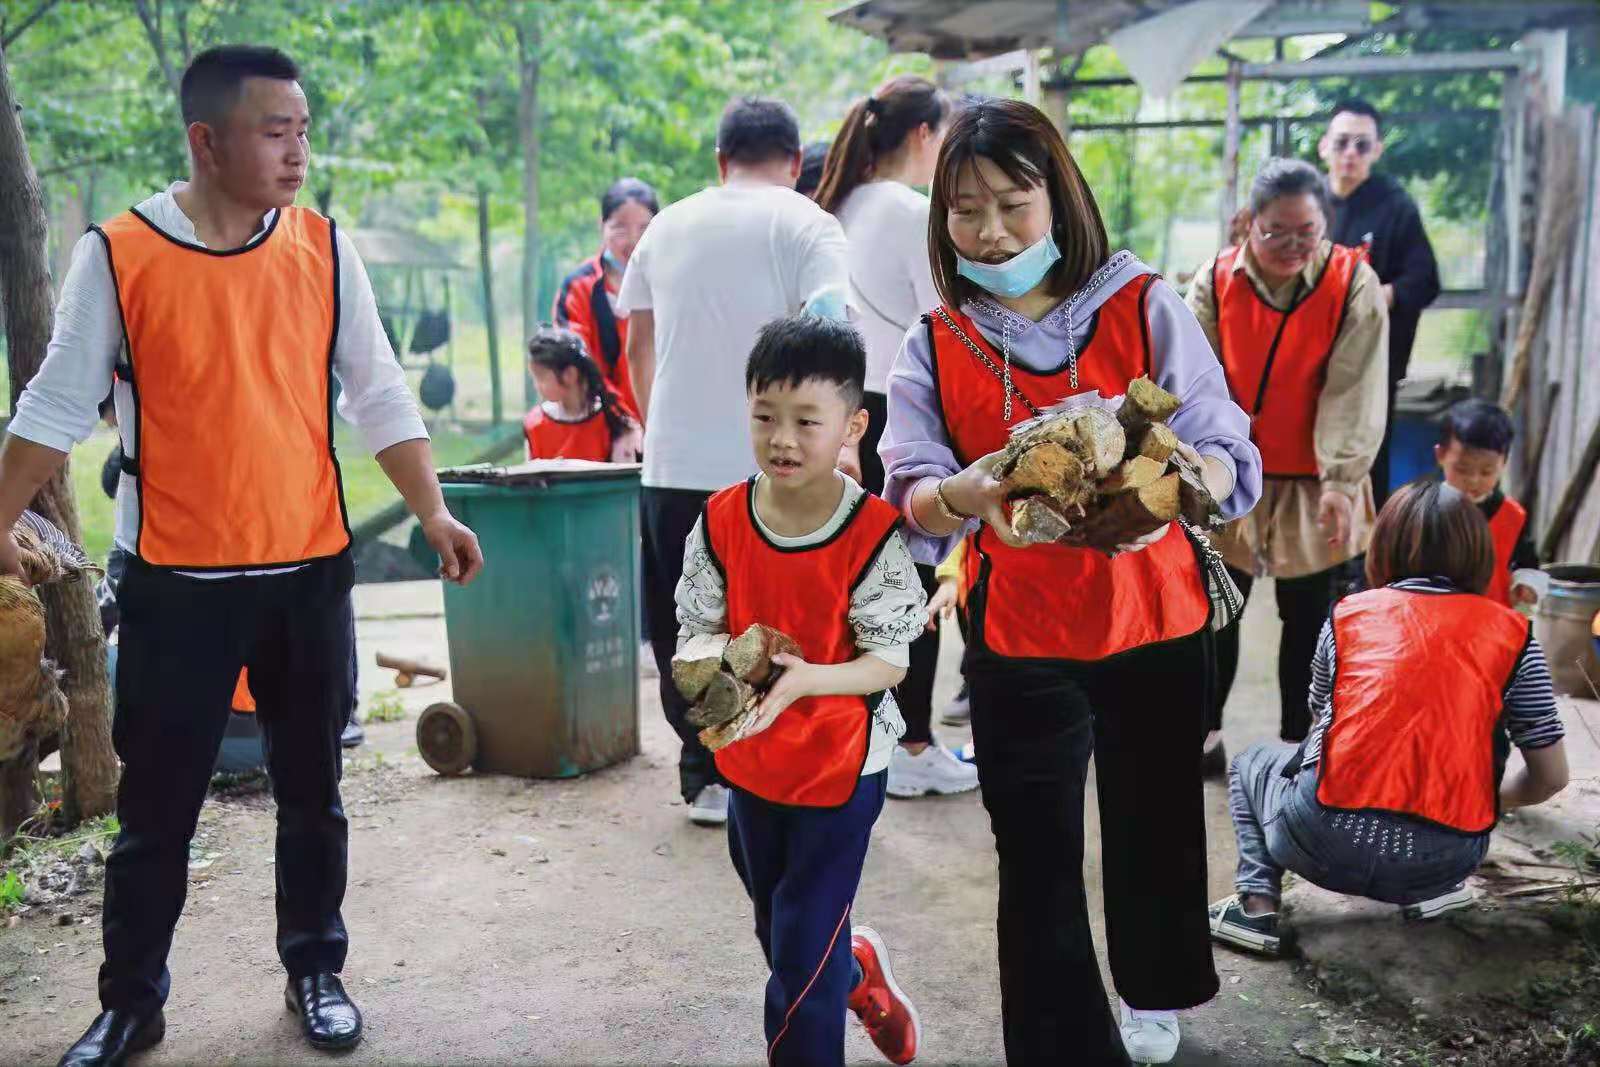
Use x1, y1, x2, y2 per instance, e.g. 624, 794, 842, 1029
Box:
1327, 173, 1441, 383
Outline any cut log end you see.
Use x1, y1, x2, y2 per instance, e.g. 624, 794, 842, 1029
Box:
1117, 375, 1181, 430
723, 623, 800, 688
671, 633, 732, 704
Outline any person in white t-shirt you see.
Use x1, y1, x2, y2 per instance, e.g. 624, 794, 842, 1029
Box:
815, 76, 978, 801
618, 96, 850, 827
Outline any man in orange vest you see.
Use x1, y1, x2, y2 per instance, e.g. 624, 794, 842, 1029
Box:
0, 46, 482, 1066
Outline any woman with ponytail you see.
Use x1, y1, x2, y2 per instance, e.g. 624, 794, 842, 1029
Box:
816, 76, 976, 801
523, 324, 643, 463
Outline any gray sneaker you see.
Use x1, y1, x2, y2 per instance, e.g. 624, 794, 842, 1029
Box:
688, 783, 729, 826
1401, 882, 1473, 921
1207, 895, 1284, 957
939, 683, 971, 726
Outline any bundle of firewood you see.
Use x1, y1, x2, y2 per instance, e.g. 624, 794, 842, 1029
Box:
0, 512, 93, 761
672, 624, 800, 751
997, 376, 1218, 551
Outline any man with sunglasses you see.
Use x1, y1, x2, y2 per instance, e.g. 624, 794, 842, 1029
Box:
1320, 99, 1441, 509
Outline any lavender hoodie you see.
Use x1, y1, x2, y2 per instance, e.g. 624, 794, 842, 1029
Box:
879, 250, 1263, 564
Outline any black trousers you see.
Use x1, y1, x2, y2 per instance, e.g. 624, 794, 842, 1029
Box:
967, 631, 1218, 1066
642, 486, 719, 802
1210, 565, 1337, 741
861, 389, 937, 746
101, 553, 355, 1013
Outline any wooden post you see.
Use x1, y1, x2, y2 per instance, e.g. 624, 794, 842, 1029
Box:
1219, 59, 1242, 246
476, 180, 503, 426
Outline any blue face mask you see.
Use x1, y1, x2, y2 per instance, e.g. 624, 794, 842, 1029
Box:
602, 248, 624, 271
956, 232, 1061, 299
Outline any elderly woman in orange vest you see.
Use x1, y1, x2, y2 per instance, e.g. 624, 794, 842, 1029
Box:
553, 178, 660, 420
1208, 481, 1568, 957
1187, 157, 1389, 764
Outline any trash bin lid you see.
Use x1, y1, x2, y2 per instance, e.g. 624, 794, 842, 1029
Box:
438, 459, 642, 486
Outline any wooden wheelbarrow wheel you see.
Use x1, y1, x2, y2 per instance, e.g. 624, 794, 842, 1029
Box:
417, 701, 477, 776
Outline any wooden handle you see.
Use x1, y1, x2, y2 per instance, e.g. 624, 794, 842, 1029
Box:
375, 652, 447, 681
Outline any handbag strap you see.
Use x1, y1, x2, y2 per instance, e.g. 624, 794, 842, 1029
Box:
931, 307, 1043, 420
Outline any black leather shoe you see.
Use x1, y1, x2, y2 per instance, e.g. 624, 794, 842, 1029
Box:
285, 973, 363, 1050
57, 1009, 165, 1066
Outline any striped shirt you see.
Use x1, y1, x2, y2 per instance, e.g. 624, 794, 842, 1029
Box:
1300, 577, 1564, 768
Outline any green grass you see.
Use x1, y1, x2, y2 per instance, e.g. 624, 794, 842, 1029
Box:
364, 690, 406, 723
60, 422, 516, 566
0, 869, 23, 912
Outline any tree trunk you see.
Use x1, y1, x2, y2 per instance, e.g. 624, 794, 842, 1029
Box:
476, 180, 503, 426
515, 12, 542, 346
0, 47, 118, 831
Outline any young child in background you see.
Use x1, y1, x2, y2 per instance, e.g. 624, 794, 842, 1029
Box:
675, 315, 925, 1066
1434, 398, 1544, 608
522, 325, 642, 463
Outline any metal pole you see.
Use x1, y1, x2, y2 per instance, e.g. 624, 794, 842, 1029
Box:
1220, 60, 1242, 246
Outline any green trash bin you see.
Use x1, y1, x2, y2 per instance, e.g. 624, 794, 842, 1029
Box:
422, 460, 641, 779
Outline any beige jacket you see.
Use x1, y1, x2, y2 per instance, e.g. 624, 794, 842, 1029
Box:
1187, 240, 1389, 578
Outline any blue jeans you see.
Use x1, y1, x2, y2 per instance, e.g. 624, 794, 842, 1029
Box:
727, 772, 887, 1067
1228, 742, 1489, 906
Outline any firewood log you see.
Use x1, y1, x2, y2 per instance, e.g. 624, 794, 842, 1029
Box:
1175, 460, 1217, 526
1130, 422, 1179, 463
671, 632, 732, 704
723, 623, 800, 687
1001, 442, 1089, 504
1011, 496, 1074, 544
1101, 455, 1167, 494
1065, 473, 1181, 551
687, 669, 758, 729
1117, 375, 1181, 430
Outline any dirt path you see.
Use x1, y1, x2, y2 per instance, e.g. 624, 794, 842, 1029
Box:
1, 581, 1400, 1065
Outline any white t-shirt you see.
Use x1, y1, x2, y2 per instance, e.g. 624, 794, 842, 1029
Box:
835, 181, 940, 394
616, 180, 849, 492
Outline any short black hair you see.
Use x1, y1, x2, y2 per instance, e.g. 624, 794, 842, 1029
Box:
1439, 398, 1515, 455
181, 45, 300, 127
796, 141, 830, 200
717, 96, 801, 167
600, 177, 659, 221
1249, 157, 1331, 218
1330, 98, 1383, 137
745, 315, 866, 411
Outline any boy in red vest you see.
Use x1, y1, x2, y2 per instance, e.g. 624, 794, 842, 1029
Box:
1434, 398, 1544, 608
674, 316, 925, 1066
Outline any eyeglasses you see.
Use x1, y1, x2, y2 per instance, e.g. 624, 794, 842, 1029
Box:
1253, 220, 1323, 250
1331, 135, 1376, 156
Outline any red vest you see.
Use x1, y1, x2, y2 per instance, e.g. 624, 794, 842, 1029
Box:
1317, 587, 1528, 834
1485, 496, 1528, 608
703, 480, 901, 807
523, 406, 613, 462
554, 253, 640, 419
932, 278, 1211, 662
1213, 244, 1365, 477
96, 206, 350, 570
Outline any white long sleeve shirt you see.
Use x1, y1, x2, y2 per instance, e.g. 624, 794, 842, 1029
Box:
10, 183, 429, 576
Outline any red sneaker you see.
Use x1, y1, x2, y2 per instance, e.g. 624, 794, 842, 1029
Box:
847, 926, 920, 1064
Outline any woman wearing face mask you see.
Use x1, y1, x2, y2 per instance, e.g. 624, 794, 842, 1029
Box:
553, 177, 660, 420
815, 76, 979, 801
880, 99, 1261, 1065
1186, 158, 1388, 767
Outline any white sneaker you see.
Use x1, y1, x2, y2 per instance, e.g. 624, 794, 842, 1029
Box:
688, 783, 728, 826
939, 684, 971, 726
886, 742, 979, 798
1119, 999, 1180, 1064
1401, 882, 1474, 921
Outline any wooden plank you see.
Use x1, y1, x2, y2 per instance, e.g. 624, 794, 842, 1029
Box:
1219, 60, 1241, 247
1556, 108, 1600, 561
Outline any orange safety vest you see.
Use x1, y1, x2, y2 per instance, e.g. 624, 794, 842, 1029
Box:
231, 669, 256, 714
94, 206, 350, 570
554, 253, 641, 420
703, 479, 901, 808
1212, 244, 1365, 477
1484, 496, 1529, 608
523, 406, 613, 462
1317, 587, 1529, 834
931, 276, 1210, 662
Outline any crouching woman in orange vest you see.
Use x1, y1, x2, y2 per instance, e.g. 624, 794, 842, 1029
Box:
1208, 481, 1569, 958
881, 100, 1262, 1065
1188, 158, 1389, 754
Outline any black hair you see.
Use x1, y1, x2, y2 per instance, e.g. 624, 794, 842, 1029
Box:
1439, 398, 1515, 456
796, 141, 830, 200
716, 96, 801, 167
1248, 157, 1331, 219
815, 75, 955, 215
600, 177, 659, 221
180, 45, 300, 127
527, 324, 631, 444
1330, 98, 1383, 137
745, 315, 866, 412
